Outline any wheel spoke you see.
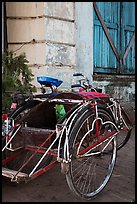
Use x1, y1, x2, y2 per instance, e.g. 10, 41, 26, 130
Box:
66, 107, 117, 200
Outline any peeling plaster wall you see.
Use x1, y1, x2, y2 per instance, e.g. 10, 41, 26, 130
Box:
6, 2, 45, 17
75, 2, 93, 83
43, 2, 76, 89
93, 75, 135, 102
45, 44, 75, 66
6, 2, 76, 90
6, 2, 135, 102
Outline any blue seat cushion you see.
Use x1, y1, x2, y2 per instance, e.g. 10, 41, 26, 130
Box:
37, 76, 63, 87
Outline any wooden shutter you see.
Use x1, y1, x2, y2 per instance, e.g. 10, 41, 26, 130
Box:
93, 2, 135, 74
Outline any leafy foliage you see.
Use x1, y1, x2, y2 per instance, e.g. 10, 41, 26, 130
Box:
2, 51, 36, 112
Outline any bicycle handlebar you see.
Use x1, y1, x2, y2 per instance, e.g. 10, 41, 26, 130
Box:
73, 73, 84, 77
12, 73, 102, 103
71, 84, 82, 88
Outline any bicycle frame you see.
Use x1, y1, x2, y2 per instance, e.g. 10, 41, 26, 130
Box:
2, 74, 133, 200
2, 97, 119, 183
106, 98, 132, 130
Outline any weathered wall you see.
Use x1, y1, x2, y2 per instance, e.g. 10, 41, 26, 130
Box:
93, 75, 135, 102
6, 2, 45, 91
44, 2, 76, 89
6, 2, 76, 90
75, 2, 93, 83
6, 2, 135, 102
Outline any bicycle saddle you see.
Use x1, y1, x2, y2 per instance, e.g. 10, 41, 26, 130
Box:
37, 76, 63, 87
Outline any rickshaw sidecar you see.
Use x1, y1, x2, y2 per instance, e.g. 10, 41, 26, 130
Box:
2, 91, 111, 184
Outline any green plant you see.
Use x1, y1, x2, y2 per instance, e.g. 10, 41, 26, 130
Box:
2, 51, 36, 112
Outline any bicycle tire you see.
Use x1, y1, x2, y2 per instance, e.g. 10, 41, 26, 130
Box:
66, 107, 117, 200
10, 100, 41, 122
98, 103, 132, 150
116, 107, 133, 150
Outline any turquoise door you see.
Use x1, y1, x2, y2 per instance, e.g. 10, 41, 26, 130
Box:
93, 2, 135, 74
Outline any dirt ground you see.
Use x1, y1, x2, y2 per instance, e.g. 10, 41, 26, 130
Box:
2, 126, 135, 202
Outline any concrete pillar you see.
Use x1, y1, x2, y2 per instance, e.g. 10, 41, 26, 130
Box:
75, 2, 93, 83
5, 2, 94, 90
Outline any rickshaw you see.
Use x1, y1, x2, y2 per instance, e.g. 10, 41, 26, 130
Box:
2, 73, 133, 200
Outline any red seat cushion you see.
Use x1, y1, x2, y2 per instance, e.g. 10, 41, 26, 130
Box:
78, 91, 109, 99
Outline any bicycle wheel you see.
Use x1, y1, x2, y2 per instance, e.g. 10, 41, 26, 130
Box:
116, 107, 133, 150
66, 107, 117, 200
10, 100, 41, 122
